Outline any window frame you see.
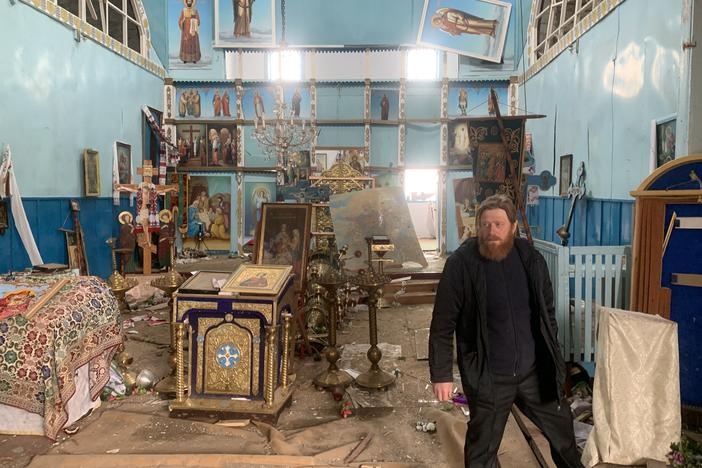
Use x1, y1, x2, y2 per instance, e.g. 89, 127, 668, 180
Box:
530, 0, 604, 62
52, 0, 145, 56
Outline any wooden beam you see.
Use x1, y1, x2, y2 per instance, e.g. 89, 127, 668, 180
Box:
27, 453, 321, 468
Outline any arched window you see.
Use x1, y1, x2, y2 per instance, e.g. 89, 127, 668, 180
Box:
530, 0, 604, 61
55, 0, 144, 54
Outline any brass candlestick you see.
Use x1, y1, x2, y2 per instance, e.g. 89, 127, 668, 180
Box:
351, 237, 395, 390
106, 238, 137, 312
313, 267, 353, 391
152, 240, 185, 395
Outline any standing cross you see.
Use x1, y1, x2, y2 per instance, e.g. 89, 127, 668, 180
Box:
115, 161, 178, 274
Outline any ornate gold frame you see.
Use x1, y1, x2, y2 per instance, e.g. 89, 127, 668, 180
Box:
83, 149, 100, 197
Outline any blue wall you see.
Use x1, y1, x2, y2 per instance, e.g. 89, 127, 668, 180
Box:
519, 0, 683, 201
526, 196, 633, 247
0, 1, 163, 278
0, 198, 135, 279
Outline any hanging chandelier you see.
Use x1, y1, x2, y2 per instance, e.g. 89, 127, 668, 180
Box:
252, 102, 314, 167
252, 0, 315, 169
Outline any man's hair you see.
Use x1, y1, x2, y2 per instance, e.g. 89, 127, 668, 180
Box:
476, 194, 517, 224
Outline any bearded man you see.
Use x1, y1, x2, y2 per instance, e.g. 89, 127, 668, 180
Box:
429, 194, 583, 468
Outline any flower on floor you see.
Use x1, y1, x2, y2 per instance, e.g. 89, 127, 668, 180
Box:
667, 436, 702, 468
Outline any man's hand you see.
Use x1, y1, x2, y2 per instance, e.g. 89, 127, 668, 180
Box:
433, 382, 454, 401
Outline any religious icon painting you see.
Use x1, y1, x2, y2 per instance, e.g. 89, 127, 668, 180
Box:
452, 177, 477, 239
559, 154, 573, 197
281, 150, 310, 187
371, 89, 399, 121
447, 83, 508, 117
83, 149, 100, 197
214, 0, 276, 48
311, 152, 328, 175
243, 180, 276, 239
176, 87, 206, 118
282, 85, 311, 119
417, 0, 512, 63
167, 0, 214, 70
448, 121, 472, 167
184, 175, 233, 252
475, 143, 507, 183
175, 123, 208, 169
206, 123, 238, 169
115, 141, 132, 185
241, 85, 276, 122
655, 115, 676, 168
449, 85, 471, 117
312, 149, 337, 174
209, 87, 236, 118
222, 264, 293, 295
255, 202, 312, 291
341, 148, 368, 175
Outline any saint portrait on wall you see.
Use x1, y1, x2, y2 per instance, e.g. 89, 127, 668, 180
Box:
244, 181, 276, 237
214, 0, 275, 47
168, 0, 213, 70
417, 0, 512, 63
371, 89, 399, 121
448, 121, 471, 166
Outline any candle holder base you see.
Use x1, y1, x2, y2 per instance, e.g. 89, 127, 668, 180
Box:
313, 367, 353, 390
355, 366, 395, 390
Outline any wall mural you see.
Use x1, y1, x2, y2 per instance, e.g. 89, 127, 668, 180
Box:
168, 0, 214, 70
176, 123, 237, 171
185, 175, 233, 251
214, 0, 276, 47
176, 87, 236, 119
447, 83, 508, 117
370, 89, 399, 121
241, 85, 277, 122
243, 181, 276, 238
281, 85, 311, 119
417, 0, 512, 63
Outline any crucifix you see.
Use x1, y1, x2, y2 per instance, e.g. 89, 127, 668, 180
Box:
115, 161, 178, 274
181, 125, 201, 161
556, 161, 587, 246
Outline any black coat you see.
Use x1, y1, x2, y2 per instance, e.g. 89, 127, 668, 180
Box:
428, 237, 566, 401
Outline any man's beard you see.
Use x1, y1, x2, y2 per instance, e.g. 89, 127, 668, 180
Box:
478, 233, 515, 262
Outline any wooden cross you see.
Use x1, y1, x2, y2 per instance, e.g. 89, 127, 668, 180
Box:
181, 125, 201, 143
114, 161, 178, 274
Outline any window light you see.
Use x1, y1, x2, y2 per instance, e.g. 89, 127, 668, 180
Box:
269, 50, 302, 81
407, 49, 439, 81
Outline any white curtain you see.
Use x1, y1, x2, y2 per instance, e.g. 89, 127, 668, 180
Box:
0, 145, 43, 266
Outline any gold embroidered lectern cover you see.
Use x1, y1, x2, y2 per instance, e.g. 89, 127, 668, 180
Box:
582, 306, 680, 467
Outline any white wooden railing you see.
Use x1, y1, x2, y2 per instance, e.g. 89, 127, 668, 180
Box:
533, 239, 631, 363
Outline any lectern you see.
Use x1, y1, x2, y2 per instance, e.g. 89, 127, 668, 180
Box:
169, 265, 296, 422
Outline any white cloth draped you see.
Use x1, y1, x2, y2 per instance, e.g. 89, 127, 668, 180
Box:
582, 306, 680, 467
0, 145, 43, 266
